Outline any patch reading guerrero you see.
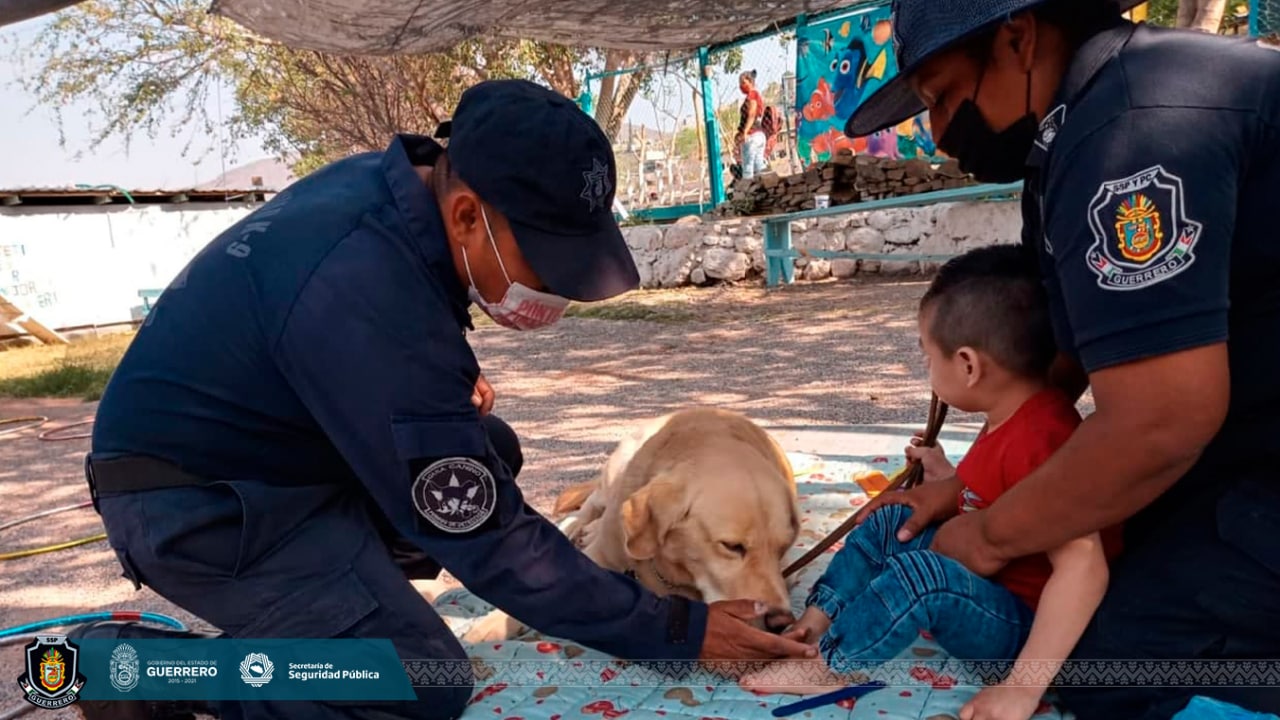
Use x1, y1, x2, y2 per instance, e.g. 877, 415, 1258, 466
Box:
411, 458, 497, 533
1085, 165, 1202, 292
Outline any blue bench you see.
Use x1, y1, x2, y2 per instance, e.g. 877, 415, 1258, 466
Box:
762, 181, 1024, 286
137, 288, 164, 316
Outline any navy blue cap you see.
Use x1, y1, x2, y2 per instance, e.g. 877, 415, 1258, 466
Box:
437, 79, 638, 303
844, 0, 1144, 138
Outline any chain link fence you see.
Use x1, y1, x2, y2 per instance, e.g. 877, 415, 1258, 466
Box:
580, 53, 707, 213
576, 31, 802, 214
706, 29, 803, 181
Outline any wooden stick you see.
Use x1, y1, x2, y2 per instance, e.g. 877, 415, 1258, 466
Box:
782, 393, 949, 579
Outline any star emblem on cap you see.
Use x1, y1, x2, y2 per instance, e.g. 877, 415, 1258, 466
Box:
580, 157, 612, 213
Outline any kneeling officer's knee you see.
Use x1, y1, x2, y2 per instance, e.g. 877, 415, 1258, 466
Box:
481, 414, 523, 477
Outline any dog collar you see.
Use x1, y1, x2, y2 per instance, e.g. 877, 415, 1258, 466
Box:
626, 561, 698, 596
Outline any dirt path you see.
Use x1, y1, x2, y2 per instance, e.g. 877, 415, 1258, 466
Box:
0, 278, 1092, 716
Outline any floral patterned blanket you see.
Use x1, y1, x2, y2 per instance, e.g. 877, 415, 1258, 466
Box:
430, 444, 1090, 720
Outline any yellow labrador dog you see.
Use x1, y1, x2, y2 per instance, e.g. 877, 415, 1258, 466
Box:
461, 407, 801, 643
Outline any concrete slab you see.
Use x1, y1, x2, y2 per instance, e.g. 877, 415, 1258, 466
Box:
765, 421, 982, 460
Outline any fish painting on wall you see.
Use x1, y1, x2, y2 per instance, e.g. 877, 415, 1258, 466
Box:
794, 3, 943, 165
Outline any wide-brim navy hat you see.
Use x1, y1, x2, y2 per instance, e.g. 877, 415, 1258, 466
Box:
439, 79, 639, 303
844, 0, 1147, 138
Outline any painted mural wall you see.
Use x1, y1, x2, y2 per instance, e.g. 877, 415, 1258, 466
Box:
794, 2, 943, 164
0, 204, 259, 334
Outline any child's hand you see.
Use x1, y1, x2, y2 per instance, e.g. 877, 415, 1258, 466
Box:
906, 431, 955, 483
959, 682, 1045, 720
780, 624, 811, 643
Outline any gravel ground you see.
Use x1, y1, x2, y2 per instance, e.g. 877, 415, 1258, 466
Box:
0, 278, 1094, 718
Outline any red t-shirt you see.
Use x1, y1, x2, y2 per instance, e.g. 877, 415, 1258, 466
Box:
954, 388, 1124, 612
740, 90, 765, 134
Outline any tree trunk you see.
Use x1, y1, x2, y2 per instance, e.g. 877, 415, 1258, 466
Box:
593, 48, 649, 143
1178, 0, 1227, 31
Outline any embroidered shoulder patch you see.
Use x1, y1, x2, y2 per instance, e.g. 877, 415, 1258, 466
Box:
1085, 165, 1202, 291
411, 457, 497, 534
1035, 104, 1066, 152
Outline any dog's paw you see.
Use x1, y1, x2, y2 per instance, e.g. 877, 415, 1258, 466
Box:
564, 515, 599, 546
462, 610, 524, 644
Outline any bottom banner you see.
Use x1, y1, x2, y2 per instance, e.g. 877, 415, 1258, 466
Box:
19, 636, 418, 702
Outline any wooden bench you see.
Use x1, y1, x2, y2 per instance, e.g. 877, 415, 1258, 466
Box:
762, 181, 1024, 286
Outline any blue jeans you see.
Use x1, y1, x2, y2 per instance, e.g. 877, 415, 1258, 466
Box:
806, 503, 1035, 674
740, 131, 767, 178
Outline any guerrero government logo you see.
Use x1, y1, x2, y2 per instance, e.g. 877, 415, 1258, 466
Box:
17, 635, 86, 709
109, 642, 140, 693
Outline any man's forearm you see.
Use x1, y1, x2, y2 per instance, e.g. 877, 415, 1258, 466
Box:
980, 410, 1202, 560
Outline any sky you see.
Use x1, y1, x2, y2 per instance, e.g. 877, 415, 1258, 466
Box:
0, 11, 795, 191
0, 16, 274, 190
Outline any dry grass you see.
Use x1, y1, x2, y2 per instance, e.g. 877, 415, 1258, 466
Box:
0, 332, 135, 401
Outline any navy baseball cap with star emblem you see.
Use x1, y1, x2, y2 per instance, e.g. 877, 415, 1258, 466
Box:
437, 79, 639, 302
845, 0, 1147, 138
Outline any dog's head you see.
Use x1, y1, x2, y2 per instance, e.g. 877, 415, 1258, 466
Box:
619, 462, 800, 629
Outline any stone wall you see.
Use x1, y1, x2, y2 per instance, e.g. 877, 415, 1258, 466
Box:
623, 198, 1023, 288
716, 153, 977, 217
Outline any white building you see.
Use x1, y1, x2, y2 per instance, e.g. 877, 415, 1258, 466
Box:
0, 185, 272, 340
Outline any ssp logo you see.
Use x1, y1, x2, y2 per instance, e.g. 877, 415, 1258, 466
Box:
16, 635, 87, 709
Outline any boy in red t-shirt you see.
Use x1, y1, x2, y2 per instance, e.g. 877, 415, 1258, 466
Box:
743, 245, 1122, 720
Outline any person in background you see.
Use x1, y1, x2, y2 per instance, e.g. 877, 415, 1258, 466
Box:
735, 70, 769, 178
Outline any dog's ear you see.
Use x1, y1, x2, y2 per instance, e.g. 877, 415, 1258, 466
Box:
621, 476, 688, 561
621, 484, 659, 560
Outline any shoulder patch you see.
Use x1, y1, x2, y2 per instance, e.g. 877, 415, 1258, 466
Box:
411, 457, 497, 534
1085, 165, 1202, 292
1034, 104, 1066, 152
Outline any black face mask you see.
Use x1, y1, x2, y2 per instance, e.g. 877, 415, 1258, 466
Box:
937, 61, 1038, 184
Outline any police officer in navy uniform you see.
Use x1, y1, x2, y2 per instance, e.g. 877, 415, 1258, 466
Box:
843, 0, 1280, 717
77, 79, 814, 720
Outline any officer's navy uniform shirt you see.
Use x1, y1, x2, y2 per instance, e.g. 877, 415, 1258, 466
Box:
92, 134, 708, 660
1023, 22, 1280, 538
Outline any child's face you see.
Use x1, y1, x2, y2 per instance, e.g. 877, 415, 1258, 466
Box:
918, 307, 981, 412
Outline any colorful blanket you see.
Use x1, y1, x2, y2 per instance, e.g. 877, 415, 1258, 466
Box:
433, 448, 1082, 720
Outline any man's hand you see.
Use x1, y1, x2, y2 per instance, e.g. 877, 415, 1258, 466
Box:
959, 682, 1044, 720
929, 509, 1008, 577
852, 475, 963, 542
906, 432, 955, 484
699, 600, 817, 663
471, 373, 495, 416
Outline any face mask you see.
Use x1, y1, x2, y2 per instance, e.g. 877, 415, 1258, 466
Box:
937, 59, 1038, 184
462, 206, 570, 331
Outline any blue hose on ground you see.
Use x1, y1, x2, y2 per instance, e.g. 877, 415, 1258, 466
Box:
0, 610, 187, 641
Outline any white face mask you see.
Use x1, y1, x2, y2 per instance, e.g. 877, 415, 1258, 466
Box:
462, 206, 571, 331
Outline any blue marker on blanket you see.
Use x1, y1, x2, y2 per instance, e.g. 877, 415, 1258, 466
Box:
770, 681, 887, 717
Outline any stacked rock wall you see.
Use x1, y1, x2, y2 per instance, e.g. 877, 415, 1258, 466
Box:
624, 198, 1023, 288
717, 153, 977, 217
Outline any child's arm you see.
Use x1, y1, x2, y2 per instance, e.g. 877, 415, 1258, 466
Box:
959, 532, 1110, 720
